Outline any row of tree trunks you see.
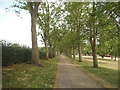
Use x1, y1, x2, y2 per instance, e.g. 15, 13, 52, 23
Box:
45, 40, 59, 59
44, 3, 59, 60
65, 45, 82, 62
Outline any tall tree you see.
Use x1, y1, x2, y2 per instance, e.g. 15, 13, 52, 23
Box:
28, 2, 41, 65
10, 1, 41, 66
37, 2, 49, 60
91, 2, 98, 67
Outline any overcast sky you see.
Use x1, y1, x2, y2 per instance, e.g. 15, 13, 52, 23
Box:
0, 0, 44, 48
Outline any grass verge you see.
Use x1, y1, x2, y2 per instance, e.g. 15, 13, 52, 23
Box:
69, 57, 119, 88
2, 56, 59, 88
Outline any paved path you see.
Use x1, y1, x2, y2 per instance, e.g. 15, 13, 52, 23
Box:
55, 55, 102, 88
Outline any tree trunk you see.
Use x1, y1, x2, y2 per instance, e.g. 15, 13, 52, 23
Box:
49, 44, 53, 58
114, 56, 117, 61
101, 56, 104, 58
92, 38, 98, 67
31, 13, 40, 65
111, 56, 113, 59
91, 2, 98, 68
57, 49, 60, 56
53, 46, 56, 57
29, 2, 41, 66
73, 47, 75, 59
78, 44, 83, 62
90, 35, 98, 67
44, 38, 49, 60
52, 46, 55, 57
69, 48, 72, 58
47, 3, 50, 59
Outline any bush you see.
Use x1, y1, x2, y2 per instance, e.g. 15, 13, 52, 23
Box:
1, 40, 51, 66
38, 47, 46, 59
1, 40, 32, 66
38, 47, 54, 59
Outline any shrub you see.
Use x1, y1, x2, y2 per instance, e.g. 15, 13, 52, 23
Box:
1, 40, 32, 66
1, 40, 52, 66
38, 47, 46, 59
38, 47, 53, 59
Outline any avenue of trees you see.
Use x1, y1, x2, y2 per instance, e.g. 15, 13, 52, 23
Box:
5, 1, 119, 68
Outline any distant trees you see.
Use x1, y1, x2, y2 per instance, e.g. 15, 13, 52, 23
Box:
37, 2, 63, 60
64, 2, 89, 62
61, 2, 119, 67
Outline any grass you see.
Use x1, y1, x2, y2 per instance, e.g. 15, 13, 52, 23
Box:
81, 56, 118, 70
2, 56, 59, 88
69, 57, 119, 88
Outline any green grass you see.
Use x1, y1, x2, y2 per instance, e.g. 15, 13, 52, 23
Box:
2, 57, 59, 88
69, 58, 119, 88
82, 57, 118, 70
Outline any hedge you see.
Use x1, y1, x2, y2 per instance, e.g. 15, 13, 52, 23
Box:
1, 40, 51, 66
1, 40, 32, 66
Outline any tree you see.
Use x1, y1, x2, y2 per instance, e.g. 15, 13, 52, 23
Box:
89, 2, 98, 67
85, 2, 119, 67
10, 1, 41, 66
37, 2, 50, 60
28, 2, 41, 65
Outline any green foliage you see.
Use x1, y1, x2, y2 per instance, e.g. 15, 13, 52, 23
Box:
38, 47, 54, 59
1, 40, 53, 66
38, 47, 46, 59
1, 40, 32, 66
37, 2, 64, 57
83, 2, 119, 58
82, 41, 92, 55
2, 57, 59, 88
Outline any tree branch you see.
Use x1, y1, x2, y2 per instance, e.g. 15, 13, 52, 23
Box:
27, 2, 33, 14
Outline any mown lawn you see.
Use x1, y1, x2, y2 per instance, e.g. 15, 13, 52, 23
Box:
81, 56, 118, 70
69, 57, 119, 88
2, 57, 59, 88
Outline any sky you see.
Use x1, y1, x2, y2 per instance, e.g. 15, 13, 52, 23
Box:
0, 0, 44, 48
